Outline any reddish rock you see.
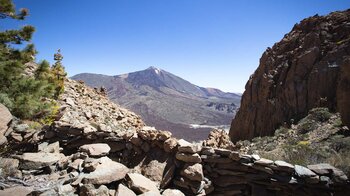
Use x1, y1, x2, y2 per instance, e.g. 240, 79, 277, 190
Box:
337, 57, 350, 128
230, 10, 350, 141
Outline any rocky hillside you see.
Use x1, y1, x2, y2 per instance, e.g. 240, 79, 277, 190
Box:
230, 9, 350, 141
72, 67, 241, 141
234, 108, 350, 177
0, 79, 349, 195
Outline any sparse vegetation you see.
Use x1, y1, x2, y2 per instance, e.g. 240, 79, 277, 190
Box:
236, 107, 350, 176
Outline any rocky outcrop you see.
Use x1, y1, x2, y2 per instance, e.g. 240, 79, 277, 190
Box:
0, 75, 349, 195
0, 103, 12, 145
230, 9, 350, 141
337, 56, 350, 128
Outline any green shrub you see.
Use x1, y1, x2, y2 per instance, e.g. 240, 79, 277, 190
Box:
298, 118, 317, 134
309, 107, 332, 122
40, 101, 60, 125
274, 127, 289, 136
283, 143, 328, 166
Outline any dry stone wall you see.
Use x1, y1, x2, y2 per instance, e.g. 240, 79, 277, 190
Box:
40, 124, 350, 196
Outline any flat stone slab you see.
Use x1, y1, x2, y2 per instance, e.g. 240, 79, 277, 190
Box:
307, 163, 335, 175
307, 163, 348, 183
176, 153, 201, 163
17, 152, 61, 170
79, 143, 111, 157
274, 160, 294, 172
295, 165, 317, 178
254, 158, 273, 166
126, 173, 159, 194
82, 157, 129, 184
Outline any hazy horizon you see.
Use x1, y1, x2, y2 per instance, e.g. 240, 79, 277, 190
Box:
4, 0, 350, 92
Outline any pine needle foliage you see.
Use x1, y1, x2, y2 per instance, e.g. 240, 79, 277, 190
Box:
0, 0, 66, 119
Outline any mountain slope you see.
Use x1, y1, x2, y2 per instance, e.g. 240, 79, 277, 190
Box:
72, 67, 240, 141
230, 9, 350, 142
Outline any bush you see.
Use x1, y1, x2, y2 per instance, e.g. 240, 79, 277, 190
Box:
283, 143, 328, 166
309, 107, 332, 122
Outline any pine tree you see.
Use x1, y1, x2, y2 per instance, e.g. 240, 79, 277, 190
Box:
0, 0, 63, 119
51, 49, 67, 98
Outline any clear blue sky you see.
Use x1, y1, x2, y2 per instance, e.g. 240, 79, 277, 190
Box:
4, 1, 350, 92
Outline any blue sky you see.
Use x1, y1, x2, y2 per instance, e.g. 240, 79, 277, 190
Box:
4, 1, 350, 92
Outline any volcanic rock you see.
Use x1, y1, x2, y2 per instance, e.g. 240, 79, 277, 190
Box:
230, 9, 350, 141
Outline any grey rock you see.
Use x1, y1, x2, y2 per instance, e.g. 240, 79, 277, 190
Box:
251, 154, 260, 161
295, 165, 317, 178
126, 173, 160, 194
80, 184, 109, 196
13, 124, 29, 133
82, 157, 129, 185
17, 152, 61, 170
254, 158, 274, 166
180, 163, 204, 182
200, 147, 215, 156
139, 191, 162, 196
163, 138, 178, 153
38, 141, 60, 153
162, 189, 185, 196
274, 160, 294, 173
116, 184, 136, 196
307, 163, 334, 175
79, 143, 111, 157
176, 153, 201, 163
214, 148, 232, 157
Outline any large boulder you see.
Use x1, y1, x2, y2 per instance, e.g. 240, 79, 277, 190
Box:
229, 10, 350, 141
0, 103, 12, 145
82, 157, 129, 185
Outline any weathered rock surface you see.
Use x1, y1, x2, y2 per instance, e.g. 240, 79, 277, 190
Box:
337, 56, 350, 128
79, 143, 111, 157
116, 183, 137, 196
82, 157, 129, 185
126, 173, 160, 194
38, 141, 60, 153
230, 9, 350, 141
0, 103, 12, 145
52, 79, 144, 141
0, 104, 12, 132
180, 163, 204, 182
0, 186, 33, 196
175, 153, 201, 163
162, 189, 185, 196
16, 152, 61, 170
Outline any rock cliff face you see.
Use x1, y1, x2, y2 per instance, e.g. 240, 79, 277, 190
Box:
230, 9, 350, 141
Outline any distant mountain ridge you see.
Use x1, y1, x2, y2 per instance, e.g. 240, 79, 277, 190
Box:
72, 67, 241, 141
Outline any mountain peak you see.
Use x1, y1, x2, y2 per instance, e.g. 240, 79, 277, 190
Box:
147, 66, 162, 75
